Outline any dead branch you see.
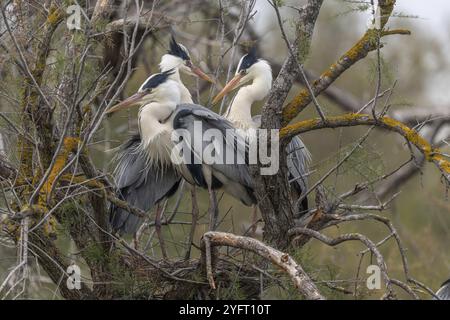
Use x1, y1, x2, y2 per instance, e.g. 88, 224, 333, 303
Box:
288, 227, 396, 299
201, 231, 325, 300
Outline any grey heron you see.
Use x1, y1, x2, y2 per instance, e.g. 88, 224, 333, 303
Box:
212, 48, 311, 218
108, 70, 256, 252
435, 278, 450, 300
160, 35, 214, 104
109, 37, 214, 241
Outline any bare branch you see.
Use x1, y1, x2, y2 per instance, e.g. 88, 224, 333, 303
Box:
202, 231, 325, 300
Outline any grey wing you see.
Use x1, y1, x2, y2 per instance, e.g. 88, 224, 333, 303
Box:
435, 280, 450, 300
253, 115, 311, 212
287, 135, 311, 215
110, 135, 181, 235
173, 104, 256, 205
287, 135, 311, 194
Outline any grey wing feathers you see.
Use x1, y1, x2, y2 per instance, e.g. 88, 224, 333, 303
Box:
287, 135, 311, 195
110, 135, 181, 235
176, 103, 237, 131
287, 135, 311, 214
174, 104, 256, 205
252, 115, 311, 212
434, 279, 450, 300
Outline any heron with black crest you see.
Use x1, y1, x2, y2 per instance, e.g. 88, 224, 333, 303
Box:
108, 69, 256, 257
212, 48, 311, 223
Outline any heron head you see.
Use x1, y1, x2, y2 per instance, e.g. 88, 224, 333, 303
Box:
106, 70, 178, 114
212, 47, 271, 105
165, 35, 214, 83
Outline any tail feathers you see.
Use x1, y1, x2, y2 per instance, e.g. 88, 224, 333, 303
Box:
110, 206, 143, 235
109, 188, 144, 235
298, 195, 309, 216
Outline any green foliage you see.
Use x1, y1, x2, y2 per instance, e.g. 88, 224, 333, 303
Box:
93, 18, 110, 33
317, 142, 386, 192
332, 0, 371, 19
292, 247, 345, 299
273, 0, 285, 7
366, 54, 396, 87
216, 272, 248, 300
340, 144, 385, 183
84, 242, 108, 265
58, 200, 87, 232
261, 247, 345, 299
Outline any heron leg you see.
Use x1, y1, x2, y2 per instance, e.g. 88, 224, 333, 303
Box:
207, 183, 219, 231
154, 203, 168, 259
250, 205, 258, 237
203, 166, 219, 231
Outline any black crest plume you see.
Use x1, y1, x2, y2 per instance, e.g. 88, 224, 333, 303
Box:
237, 46, 258, 72
168, 35, 190, 61
140, 69, 175, 91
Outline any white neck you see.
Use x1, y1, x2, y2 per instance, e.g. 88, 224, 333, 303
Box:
226, 63, 272, 129
160, 54, 193, 104
138, 80, 180, 148
138, 100, 176, 145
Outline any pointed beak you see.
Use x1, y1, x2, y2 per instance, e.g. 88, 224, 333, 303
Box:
188, 61, 215, 84
212, 73, 244, 105
105, 92, 146, 115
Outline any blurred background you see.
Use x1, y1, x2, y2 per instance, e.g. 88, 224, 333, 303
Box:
1, 0, 449, 299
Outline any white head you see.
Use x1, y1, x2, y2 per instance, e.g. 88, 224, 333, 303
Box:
212, 47, 272, 104
105, 70, 181, 115
159, 36, 214, 83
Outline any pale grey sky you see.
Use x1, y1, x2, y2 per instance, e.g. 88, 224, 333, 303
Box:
395, 0, 450, 39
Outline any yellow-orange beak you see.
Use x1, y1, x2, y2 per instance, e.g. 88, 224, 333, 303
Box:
211, 73, 244, 105
190, 63, 215, 84
105, 92, 146, 115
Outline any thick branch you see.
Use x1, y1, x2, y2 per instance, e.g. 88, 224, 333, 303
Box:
281, 114, 450, 183
282, 0, 408, 124
202, 231, 325, 300
252, 0, 324, 250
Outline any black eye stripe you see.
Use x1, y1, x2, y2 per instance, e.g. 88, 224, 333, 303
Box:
140, 69, 175, 91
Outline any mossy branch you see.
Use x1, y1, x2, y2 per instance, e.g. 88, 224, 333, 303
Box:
59, 175, 146, 219
280, 114, 450, 182
281, 0, 410, 125
16, 4, 65, 184
38, 137, 79, 207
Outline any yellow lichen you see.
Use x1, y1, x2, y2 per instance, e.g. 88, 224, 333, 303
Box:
380, 117, 432, 158
281, 112, 450, 179
431, 154, 450, 174
346, 32, 371, 61
39, 137, 79, 206
43, 216, 58, 239
282, 91, 311, 124
46, 6, 63, 26
320, 63, 338, 80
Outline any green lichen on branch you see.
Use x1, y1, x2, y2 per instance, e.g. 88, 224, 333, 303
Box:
39, 137, 80, 206
281, 0, 411, 125
280, 113, 450, 179
16, 3, 66, 188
